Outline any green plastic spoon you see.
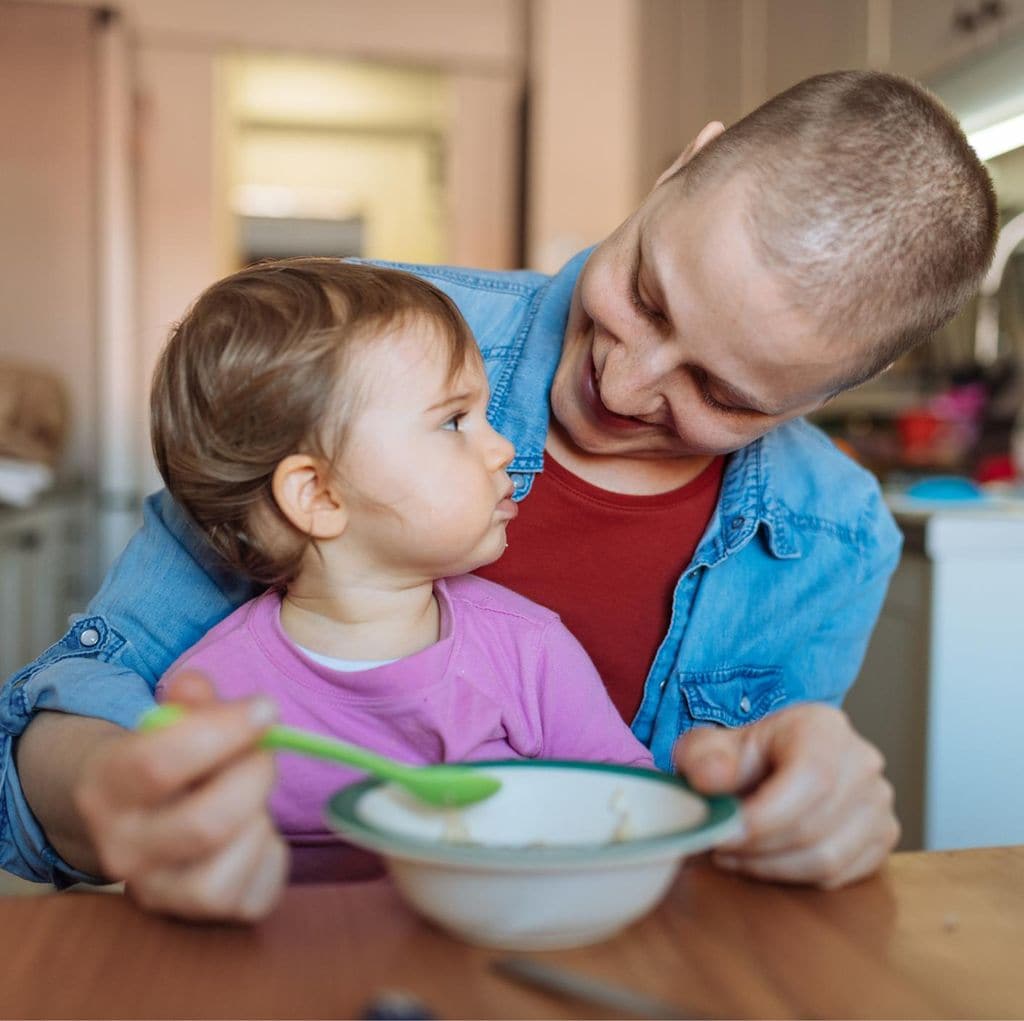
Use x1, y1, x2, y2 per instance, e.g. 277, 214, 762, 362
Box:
138, 704, 501, 808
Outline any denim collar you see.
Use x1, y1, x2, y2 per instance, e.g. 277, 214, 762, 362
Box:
693, 430, 802, 566
496, 249, 591, 477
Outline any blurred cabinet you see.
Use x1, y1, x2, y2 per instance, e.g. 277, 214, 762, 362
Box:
703, 0, 1024, 129
761, 0, 872, 98
845, 506, 1024, 852
889, 0, 1024, 80
0, 492, 91, 683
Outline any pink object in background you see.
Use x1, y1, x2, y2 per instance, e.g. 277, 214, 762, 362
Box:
896, 382, 989, 468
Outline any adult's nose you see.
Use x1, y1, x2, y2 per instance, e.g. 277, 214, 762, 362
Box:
601, 341, 678, 417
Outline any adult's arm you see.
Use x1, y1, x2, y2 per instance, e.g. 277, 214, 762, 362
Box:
0, 490, 255, 885
16, 672, 287, 920
15, 712, 125, 875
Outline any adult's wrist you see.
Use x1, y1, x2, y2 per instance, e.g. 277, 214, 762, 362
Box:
16, 711, 126, 879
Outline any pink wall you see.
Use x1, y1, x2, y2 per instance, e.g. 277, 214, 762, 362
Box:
0, 3, 98, 478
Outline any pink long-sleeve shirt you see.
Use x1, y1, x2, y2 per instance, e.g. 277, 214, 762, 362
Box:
158, 574, 654, 841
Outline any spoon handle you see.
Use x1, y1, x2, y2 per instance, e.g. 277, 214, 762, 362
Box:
138, 705, 408, 782
264, 724, 406, 780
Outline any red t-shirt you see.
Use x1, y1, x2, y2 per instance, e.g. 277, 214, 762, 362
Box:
475, 454, 725, 723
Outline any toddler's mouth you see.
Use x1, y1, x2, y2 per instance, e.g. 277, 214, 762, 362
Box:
496, 487, 518, 520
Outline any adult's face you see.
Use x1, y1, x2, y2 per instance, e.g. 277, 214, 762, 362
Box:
549, 168, 863, 461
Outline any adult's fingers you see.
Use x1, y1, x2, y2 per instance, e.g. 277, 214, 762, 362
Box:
81, 695, 277, 812
237, 827, 291, 920
818, 814, 900, 890
178, 813, 287, 922
737, 716, 888, 852
160, 668, 220, 706
96, 745, 278, 876
673, 705, 899, 888
127, 814, 289, 923
712, 797, 897, 888
726, 726, 843, 848
731, 735, 889, 856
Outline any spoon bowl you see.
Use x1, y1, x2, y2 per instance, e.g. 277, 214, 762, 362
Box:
138, 704, 501, 808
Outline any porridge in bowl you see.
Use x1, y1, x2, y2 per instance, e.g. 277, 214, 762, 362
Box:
326, 760, 741, 949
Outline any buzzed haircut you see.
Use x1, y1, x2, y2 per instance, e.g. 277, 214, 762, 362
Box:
675, 70, 998, 390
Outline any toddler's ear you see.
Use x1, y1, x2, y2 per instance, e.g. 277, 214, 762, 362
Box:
272, 454, 347, 540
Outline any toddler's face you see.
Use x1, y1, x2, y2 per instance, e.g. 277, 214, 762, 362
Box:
335, 324, 516, 581
550, 174, 865, 461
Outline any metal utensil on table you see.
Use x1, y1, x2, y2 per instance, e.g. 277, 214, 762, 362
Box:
359, 989, 438, 1020
491, 956, 696, 1020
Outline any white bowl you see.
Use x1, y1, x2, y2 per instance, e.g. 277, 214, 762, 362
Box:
325, 760, 742, 950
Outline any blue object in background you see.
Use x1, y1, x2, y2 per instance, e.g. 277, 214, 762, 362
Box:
905, 476, 987, 502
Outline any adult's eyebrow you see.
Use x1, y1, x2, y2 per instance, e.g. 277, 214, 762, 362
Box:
702, 372, 787, 417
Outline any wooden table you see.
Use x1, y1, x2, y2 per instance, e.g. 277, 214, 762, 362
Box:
1, 846, 1021, 1019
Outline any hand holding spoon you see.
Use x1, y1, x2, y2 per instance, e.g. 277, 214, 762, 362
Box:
138, 704, 501, 808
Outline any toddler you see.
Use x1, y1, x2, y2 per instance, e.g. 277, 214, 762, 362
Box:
151, 258, 653, 846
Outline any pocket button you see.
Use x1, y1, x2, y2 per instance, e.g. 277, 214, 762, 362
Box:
738, 695, 752, 714
79, 628, 100, 648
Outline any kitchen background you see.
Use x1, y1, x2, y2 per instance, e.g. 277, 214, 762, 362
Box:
2, 0, 1023, 854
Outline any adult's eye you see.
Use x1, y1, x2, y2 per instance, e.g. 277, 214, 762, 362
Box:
692, 368, 750, 416
630, 277, 666, 324
699, 388, 738, 414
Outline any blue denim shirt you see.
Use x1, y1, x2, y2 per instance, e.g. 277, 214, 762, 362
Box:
0, 250, 902, 884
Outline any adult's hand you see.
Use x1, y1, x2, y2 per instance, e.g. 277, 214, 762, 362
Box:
73, 671, 289, 922
673, 703, 899, 888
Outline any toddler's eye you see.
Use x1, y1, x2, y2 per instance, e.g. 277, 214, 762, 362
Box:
442, 413, 466, 432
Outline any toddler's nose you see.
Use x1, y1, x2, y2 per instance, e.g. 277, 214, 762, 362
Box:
487, 427, 516, 471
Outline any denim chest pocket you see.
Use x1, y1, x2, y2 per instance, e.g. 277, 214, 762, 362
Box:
679, 666, 787, 729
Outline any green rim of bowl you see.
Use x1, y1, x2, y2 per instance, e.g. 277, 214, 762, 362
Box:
324, 760, 742, 870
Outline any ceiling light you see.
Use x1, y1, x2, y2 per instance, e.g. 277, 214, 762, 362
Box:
967, 111, 1024, 161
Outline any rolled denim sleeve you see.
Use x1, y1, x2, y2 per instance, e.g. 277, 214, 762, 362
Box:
0, 490, 257, 886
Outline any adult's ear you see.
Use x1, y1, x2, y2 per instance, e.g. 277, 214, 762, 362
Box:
271, 454, 347, 540
653, 121, 727, 190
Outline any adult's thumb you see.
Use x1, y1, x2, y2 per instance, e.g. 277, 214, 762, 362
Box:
160, 668, 219, 707
673, 726, 745, 793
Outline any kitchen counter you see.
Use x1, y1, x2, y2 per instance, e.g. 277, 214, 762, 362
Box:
886, 490, 1024, 555
844, 494, 1024, 850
